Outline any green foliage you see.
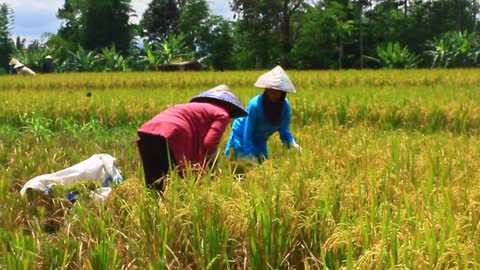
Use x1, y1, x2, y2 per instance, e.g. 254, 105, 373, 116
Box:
197, 16, 235, 70
135, 40, 161, 71
291, 2, 353, 69
364, 0, 406, 43
11, 41, 56, 72
363, 0, 410, 63
99, 45, 132, 72
56, 0, 84, 51
13, 36, 27, 51
231, 23, 259, 69
136, 34, 194, 70
11, 46, 41, 71
140, 0, 180, 42
5, 0, 480, 70
18, 112, 54, 141
0, 3, 14, 73
156, 34, 193, 63
365, 42, 421, 69
60, 46, 100, 72
425, 31, 480, 68
178, 0, 209, 52
231, 0, 306, 68
80, 0, 135, 52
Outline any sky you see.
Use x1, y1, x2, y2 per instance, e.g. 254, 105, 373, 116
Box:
2, 0, 233, 43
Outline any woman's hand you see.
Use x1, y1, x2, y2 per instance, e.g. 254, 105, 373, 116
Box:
289, 141, 303, 153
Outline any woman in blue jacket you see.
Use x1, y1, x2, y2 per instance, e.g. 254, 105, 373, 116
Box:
224, 65, 302, 162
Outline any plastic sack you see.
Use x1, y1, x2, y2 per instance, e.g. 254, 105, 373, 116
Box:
89, 187, 113, 203
20, 154, 123, 197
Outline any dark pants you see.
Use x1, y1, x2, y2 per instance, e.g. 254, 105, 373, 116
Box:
137, 133, 176, 191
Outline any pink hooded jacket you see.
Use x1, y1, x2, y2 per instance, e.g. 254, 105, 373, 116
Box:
138, 102, 230, 171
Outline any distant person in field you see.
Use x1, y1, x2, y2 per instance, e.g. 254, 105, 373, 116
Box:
137, 85, 247, 191
42, 55, 55, 73
13, 62, 36, 76
224, 65, 302, 163
8, 58, 18, 74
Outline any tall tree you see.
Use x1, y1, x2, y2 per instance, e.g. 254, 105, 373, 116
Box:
352, 0, 369, 68
291, 2, 353, 69
363, 0, 407, 64
80, 0, 135, 52
371, 0, 480, 59
140, 0, 180, 42
57, 0, 84, 51
231, 0, 307, 68
278, 0, 306, 66
178, 0, 209, 52
201, 16, 235, 70
231, 21, 261, 69
0, 3, 14, 74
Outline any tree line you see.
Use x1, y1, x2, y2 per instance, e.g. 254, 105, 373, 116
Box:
1, 0, 479, 73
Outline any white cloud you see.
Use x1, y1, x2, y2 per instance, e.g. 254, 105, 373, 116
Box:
3, 0, 233, 43
5, 0, 64, 11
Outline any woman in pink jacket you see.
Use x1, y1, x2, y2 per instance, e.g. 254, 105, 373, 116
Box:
137, 85, 247, 191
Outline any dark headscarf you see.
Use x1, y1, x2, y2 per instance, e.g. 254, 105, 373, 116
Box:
262, 90, 286, 125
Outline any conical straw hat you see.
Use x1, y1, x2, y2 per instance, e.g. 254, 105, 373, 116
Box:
14, 62, 25, 69
254, 65, 296, 93
190, 84, 248, 118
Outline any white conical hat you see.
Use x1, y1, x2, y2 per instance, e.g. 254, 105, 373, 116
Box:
9, 58, 18, 65
14, 62, 24, 69
254, 65, 296, 93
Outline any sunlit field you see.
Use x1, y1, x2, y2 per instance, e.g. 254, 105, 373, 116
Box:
1, 69, 480, 269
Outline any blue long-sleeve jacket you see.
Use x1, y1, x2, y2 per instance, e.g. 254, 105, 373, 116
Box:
224, 93, 295, 160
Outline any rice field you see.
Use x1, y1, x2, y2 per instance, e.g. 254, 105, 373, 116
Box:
1, 69, 480, 269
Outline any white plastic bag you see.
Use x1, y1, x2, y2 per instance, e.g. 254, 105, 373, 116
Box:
89, 187, 113, 203
20, 153, 123, 196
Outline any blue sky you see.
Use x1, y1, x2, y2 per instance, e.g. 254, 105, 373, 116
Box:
2, 0, 233, 43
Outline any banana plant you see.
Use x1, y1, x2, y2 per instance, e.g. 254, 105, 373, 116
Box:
424, 31, 480, 68
157, 34, 194, 64
11, 41, 46, 71
364, 42, 420, 69
135, 40, 162, 71
60, 46, 99, 72
136, 34, 195, 71
98, 45, 132, 72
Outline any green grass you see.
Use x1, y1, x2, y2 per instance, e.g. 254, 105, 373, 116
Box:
1, 69, 480, 269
